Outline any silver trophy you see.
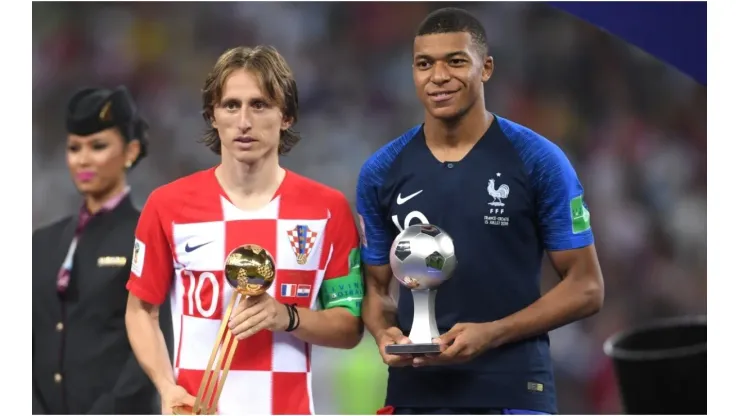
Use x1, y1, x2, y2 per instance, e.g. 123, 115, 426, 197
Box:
386, 224, 457, 355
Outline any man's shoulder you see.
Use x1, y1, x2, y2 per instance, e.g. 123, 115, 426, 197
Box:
495, 116, 572, 175
496, 116, 564, 159
359, 125, 422, 184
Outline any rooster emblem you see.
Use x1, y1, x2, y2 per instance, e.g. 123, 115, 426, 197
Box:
487, 174, 510, 207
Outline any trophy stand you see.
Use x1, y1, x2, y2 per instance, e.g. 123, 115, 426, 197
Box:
385, 289, 442, 355
172, 244, 276, 415
385, 224, 457, 357
173, 292, 239, 415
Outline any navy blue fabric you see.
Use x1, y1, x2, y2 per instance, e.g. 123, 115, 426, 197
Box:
356, 116, 593, 413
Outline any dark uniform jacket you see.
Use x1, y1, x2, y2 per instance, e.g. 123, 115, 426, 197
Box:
32, 196, 173, 414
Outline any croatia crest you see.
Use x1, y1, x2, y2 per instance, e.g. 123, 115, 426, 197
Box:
287, 225, 318, 265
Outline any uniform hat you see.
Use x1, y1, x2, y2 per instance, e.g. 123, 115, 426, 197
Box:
65, 85, 149, 165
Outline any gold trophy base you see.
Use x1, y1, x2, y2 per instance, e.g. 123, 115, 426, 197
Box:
172, 404, 215, 415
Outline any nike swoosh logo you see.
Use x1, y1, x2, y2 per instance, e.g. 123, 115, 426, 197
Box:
185, 241, 213, 253
397, 190, 423, 205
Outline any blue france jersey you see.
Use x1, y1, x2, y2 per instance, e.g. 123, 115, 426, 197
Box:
356, 116, 594, 413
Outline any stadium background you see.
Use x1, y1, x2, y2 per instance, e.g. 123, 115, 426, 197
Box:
32, 2, 706, 414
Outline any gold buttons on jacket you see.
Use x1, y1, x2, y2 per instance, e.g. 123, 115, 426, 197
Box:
54, 373, 62, 383
55, 322, 64, 332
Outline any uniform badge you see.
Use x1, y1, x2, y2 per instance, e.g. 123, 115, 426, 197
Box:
287, 225, 318, 265
131, 239, 145, 277
98, 256, 127, 267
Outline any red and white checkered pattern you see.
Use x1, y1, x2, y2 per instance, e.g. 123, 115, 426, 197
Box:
127, 168, 358, 415
286, 227, 319, 262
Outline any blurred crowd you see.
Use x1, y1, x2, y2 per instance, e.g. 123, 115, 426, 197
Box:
32, 2, 706, 414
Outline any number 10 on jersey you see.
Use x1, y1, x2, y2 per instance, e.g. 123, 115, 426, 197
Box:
392, 210, 430, 232
172, 244, 276, 415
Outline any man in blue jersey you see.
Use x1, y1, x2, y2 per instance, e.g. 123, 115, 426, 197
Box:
356, 7, 604, 415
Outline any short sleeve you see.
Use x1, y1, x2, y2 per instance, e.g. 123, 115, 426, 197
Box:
324, 194, 361, 280
533, 143, 595, 251
356, 161, 393, 265
126, 190, 174, 305
319, 194, 363, 316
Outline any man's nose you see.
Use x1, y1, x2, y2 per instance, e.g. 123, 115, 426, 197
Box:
430, 62, 451, 84
237, 109, 252, 131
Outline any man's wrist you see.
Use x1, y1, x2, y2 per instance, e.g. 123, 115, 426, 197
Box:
153, 377, 177, 397
370, 322, 397, 343
279, 303, 292, 332
484, 320, 510, 349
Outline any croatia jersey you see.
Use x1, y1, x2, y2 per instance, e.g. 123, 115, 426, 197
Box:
126, 167, 361, 415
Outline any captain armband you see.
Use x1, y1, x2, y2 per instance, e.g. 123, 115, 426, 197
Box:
319, 272, 364, 317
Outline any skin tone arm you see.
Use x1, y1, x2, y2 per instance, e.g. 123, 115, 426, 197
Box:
363, 264, 415, 367
415, 245, 604, 365
228, 293, 363, 350
125, 294, 195, 413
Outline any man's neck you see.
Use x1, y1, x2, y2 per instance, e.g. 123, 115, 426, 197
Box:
424, 100, 492, 149
216, 150, 283, 198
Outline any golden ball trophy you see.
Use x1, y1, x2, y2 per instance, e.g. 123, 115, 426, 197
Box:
172, 244, 276, 415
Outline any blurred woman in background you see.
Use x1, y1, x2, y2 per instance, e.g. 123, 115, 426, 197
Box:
32, 86, 171, 414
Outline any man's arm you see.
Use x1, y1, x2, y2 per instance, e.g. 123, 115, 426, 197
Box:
126, 295, 177, 393
228, 193, 364, 349
290, 207, 365, 348
123, 191, 179, 396
355, 157, 398, 341
486, 245, 603, 348
283, 195, 364, 349
355, 159, 414, 366
362, 264, 398, 340
86, 300, 167, 414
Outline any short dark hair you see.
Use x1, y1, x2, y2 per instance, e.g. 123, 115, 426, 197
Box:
201, 46, 300, 155
416, 7, 489, 57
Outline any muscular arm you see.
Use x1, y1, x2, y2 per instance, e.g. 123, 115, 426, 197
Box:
125, 294, 176, 394
490, 133, 604, 347
489, 245, 604, 348
362, 264, 398, 341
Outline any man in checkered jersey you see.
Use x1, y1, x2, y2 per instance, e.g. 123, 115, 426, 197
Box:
125, 46, 364, 415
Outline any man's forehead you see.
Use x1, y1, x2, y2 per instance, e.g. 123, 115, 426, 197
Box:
413, 32, 475, 57
222, 70, 265, 97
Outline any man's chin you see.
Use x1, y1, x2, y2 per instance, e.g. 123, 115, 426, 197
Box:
226, 147, 271, 164
428, 106, 465, 122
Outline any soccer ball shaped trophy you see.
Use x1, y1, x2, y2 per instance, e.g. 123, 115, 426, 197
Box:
386, 224, 456, 355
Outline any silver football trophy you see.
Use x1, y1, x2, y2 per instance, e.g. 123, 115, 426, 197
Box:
386, 224, 457, 355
